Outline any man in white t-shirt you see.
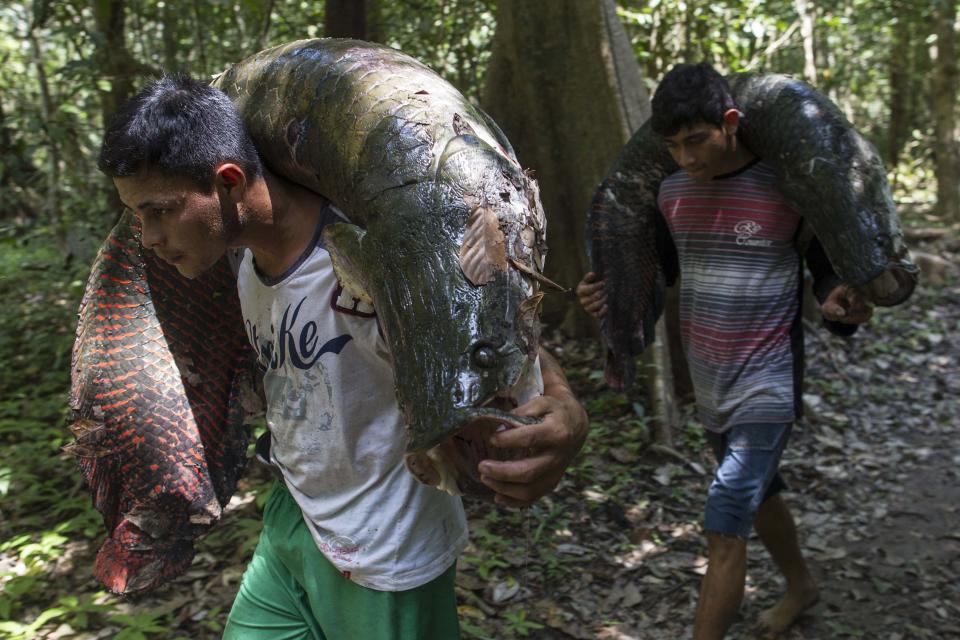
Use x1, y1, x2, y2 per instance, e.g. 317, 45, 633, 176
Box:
98, 75, 587, 639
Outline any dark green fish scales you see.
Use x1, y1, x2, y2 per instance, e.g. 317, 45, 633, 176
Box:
213, 39, 548, 455
729, 73, 917, 304
588, 72, 917, 390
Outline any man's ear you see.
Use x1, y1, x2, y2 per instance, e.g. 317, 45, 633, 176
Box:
214, 163, 247, 199
722, 108, 741, 136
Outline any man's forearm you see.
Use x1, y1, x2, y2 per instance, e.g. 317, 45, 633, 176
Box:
539, 347, 571, 394
538, 347, 588, 443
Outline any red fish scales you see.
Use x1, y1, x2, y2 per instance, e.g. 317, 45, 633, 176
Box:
68, 213, 252, 594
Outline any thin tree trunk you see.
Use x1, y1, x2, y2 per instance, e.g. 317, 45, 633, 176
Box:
255, 0, 276, 52
28, 28, 61, 229
888, 0, 912, 173
162, 1, 178, 72
838, 0, 856, 120
795, 0, 817, 84
683, 0, 694, 62
932, 0, 959, 221
92, 0, 135, 214
0, 90, 39, 222
93, 0, 135, 126
823, 18, 839, 105
325, 0, 368, 39
366, 0, 382, 42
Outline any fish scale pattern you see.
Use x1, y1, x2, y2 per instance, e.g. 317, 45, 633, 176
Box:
67, 212, 252, 594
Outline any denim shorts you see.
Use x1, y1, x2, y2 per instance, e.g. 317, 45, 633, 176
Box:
704, 422, 792, 538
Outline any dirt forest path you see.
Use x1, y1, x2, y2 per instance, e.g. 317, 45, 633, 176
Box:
782, 277, 960, 640
453, 245, 960, 640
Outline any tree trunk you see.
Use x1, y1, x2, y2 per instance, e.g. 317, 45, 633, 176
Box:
683, 0, 695, 62
931, 0, 959, 221
92, 0, 136, 214
483, 0, 679, 445
162, 1, 178, 72
92, 1, 138, 131
887, 0, 913, 174
483, 0, 648, 332
28, 26, 62, 235
255, 0, 277, 52
795, 0, 817, 84
325, 0, 368, 39
0, 96, 39, 222
365, 0, 382, 43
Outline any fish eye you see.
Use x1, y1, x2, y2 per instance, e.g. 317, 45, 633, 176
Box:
471, 345, 498, 369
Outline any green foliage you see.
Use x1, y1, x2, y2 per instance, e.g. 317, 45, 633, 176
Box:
110, 611, 173, 640
502, 608, 544, 637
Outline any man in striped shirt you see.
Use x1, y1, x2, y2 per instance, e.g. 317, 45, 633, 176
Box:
578, 64, 873, 639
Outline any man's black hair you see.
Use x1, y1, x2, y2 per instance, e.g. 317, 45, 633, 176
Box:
98, 74, 262, 190
650, 63, 737, 137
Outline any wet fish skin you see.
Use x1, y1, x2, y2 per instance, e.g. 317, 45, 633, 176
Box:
587, 73, 916, 390
213, 39, 548, 454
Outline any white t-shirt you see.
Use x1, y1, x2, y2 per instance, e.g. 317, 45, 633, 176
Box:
236, 207, 467, 591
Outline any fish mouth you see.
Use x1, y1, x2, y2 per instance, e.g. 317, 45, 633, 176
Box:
402, 355, 543, 496
864, 261, 919, 307
406, 398, 531, 454
403, 397, 539, 498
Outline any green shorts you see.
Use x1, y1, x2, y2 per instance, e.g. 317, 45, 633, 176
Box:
223, 482, 461, 639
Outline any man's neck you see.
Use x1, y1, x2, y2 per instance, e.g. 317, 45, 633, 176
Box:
235, 169, 328, 278
716, 138, 757, 177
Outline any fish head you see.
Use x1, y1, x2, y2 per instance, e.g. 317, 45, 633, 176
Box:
322, 131, 549, 493
847, 135, 918, 305
408, 132, 548, 453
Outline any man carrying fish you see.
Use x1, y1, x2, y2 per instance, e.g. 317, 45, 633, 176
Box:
97, 71, 587, 639
578, 63, 881, 639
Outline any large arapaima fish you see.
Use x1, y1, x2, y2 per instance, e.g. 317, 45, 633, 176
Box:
587, 72, 918, 390
67, 39, 549, 594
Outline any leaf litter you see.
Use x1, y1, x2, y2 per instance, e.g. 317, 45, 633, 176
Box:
8, 240, 958, 639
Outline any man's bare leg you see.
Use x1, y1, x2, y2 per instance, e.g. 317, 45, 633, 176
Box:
693, 533, 747, 640
753, 494, 819, 637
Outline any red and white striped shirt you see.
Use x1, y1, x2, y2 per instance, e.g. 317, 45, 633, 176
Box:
658, 160, 802, 432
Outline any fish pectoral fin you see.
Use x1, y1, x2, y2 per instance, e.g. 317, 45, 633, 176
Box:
323, 223, 375, 306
